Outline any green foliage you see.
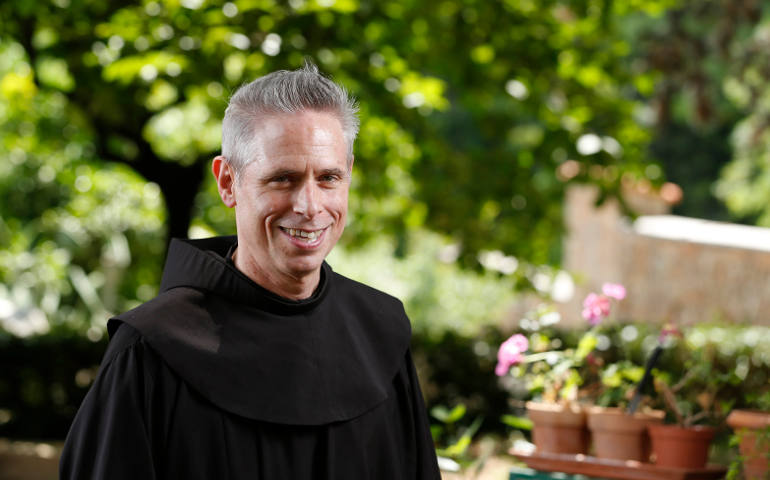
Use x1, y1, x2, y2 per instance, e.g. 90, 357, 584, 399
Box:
431, 404, 467, 425
430, 403, 483, 461
595, 360, 645, 408
650, 122, 735, 221
0, 328, 107, 438
727, 425, 770, 480
496, 320, 770, 461
652, 324, 770, 427
500, 287, 625, 404
501, 414, 533, 431
0, 37, 165, 335
0, 0, 667, 339
508, 331, 590, 404
327, 232, 519, 339
710, 6, 770, 226
575, 331, 598, 361
655, 344, 743, 426
414, 325, 512, 439
633, 0, 770, 225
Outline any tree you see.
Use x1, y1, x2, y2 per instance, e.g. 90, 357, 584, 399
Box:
629, 0, 767, 222
0, 0, 665, 333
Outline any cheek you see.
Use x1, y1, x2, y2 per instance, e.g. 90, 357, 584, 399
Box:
257, 195, 281, 218
330, 189, 349, 215
261, 207, 276, 227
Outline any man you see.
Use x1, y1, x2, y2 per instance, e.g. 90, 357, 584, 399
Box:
60, 63, 441, 479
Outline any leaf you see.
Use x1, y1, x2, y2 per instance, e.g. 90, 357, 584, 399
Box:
430, 405, 450, 422
501, 414, 533, 430
429, 424, 442, 441
575, 332, 598, 361
445, 404, 467, 424
438, 434, 471, 458
560, 369, 582, 401
437, 416, 483, 458
623, 366, 645, 383
464, 416, 484, 439
431, 403, 466, 424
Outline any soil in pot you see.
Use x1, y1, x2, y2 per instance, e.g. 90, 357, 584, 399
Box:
526, 402, 589, 455
726, 409, 770, 480
647, 423, 715, 469
587, 407, 664, 462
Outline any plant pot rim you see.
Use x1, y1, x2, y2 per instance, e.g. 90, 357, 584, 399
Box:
648, 423, 716, 436
726, 409, 770, 429
587, 406, 665, 420
525, 401, 583, 414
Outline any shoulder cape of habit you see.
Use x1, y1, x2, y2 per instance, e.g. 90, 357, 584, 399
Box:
108, 236, 411, 426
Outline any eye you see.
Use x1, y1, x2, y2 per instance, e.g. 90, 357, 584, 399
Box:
271, 174, 291, 183
320, 174, 339, 182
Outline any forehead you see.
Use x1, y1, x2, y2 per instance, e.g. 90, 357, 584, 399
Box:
238, 110, 349, 179
254, 111, 345, 153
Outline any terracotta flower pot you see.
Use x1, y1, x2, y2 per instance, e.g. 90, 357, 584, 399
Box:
526, 401, 589, 455
647, 423, 715, 469
726, 409, 770, 480
587, 407, 664, 462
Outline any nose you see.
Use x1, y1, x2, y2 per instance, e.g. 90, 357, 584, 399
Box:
293, 180, 321, 218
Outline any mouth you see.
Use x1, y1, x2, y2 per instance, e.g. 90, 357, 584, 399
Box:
279, 226, 328, 243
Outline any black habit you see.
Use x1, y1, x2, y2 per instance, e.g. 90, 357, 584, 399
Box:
60, 236, 441, 479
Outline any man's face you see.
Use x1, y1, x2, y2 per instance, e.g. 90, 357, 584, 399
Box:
229, 110, 350, 285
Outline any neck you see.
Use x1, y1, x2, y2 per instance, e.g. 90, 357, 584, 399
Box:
232, 248, 320, 300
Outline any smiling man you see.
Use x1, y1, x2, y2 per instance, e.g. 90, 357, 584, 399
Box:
214, 109, 350, 300
60, 63, 441, 479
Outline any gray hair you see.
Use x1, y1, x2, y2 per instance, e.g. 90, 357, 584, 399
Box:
221, 61, 359, 175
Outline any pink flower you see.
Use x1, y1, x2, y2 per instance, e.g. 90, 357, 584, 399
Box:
659, 323, 682, 342
495, 333, 529, 376
582, 292, 611, 325
602, 283, 626, 300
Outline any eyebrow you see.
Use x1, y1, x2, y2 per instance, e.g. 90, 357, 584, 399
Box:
260, 169, 297, 181
320, 168, 347, 178
259, 167, 348, 181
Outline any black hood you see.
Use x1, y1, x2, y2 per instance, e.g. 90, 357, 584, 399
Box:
158, 236, 329, 315
109, 236, 411, 425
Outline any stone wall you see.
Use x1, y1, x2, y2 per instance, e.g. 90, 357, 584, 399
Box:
561, 185, 770, 326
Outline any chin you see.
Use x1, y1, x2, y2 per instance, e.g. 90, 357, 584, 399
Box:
283, 256, 325, 277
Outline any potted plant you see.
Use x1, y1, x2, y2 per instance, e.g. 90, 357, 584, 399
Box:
648, 340, 736, 469
495, 316, 590, 454
496, 283, 627, 455
585, 359, 664, 462
726, 392, 770, 480
583, 322, 684, 463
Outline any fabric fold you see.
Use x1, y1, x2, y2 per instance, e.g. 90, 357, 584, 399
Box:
109, 236, 411, 425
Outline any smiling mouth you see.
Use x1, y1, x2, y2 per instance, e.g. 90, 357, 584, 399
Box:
279, 226, 327, 241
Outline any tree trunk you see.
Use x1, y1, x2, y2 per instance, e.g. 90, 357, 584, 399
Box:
156, 160, 208, 247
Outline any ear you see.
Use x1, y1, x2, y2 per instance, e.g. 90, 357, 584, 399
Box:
212, 156, 237, 208
348, 155, 355, 176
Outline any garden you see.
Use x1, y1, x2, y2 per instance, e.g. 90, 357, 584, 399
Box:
2, 0, 770, 478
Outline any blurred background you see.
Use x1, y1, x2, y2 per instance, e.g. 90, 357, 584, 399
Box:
2, 0, 770, 478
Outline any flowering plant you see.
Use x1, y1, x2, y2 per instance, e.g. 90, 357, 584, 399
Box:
495, 283, 626, 404
582, 283, 626, 324
652, 333, 737, 427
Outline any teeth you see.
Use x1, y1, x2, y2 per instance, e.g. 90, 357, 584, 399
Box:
284, 228, 321, 240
